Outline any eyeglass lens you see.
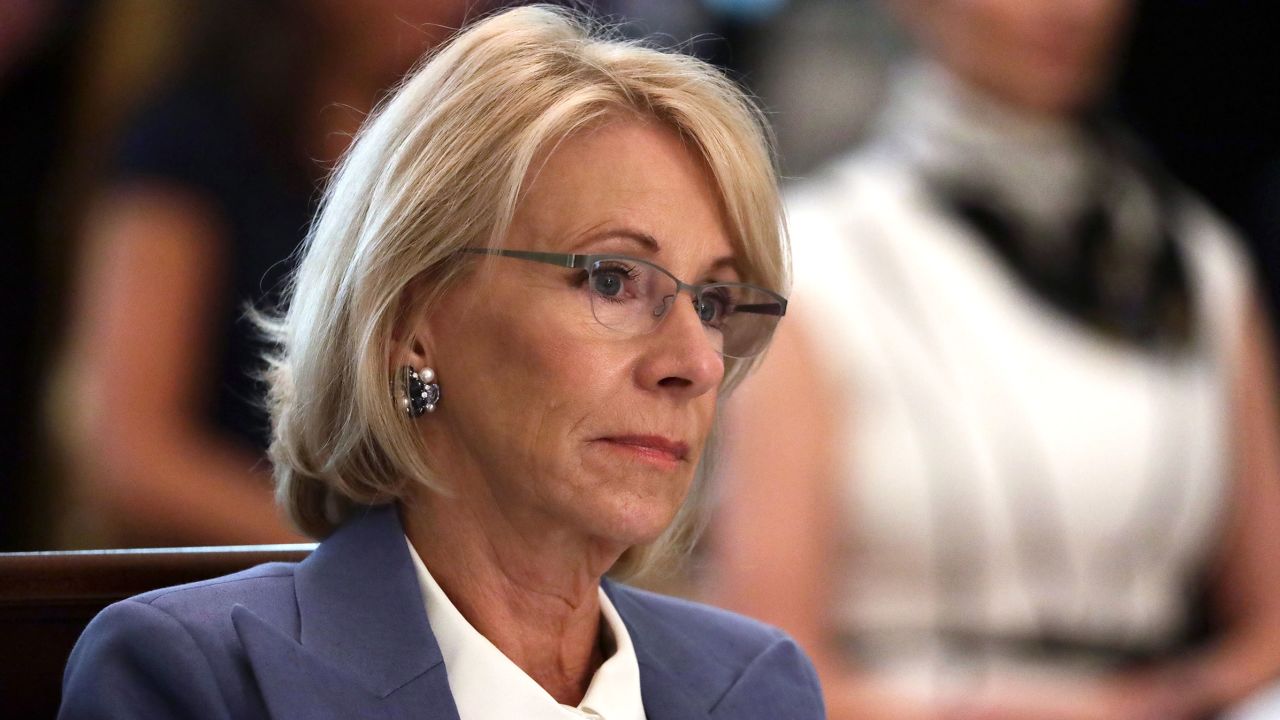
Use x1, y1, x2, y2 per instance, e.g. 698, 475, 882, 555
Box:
585, 258, 783, 358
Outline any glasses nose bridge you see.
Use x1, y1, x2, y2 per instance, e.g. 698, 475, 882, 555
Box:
649, 274, 705, 324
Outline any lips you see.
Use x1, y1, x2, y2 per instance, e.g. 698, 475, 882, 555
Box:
596, 435, 690, 464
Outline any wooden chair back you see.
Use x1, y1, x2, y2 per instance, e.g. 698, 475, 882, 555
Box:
0, 544, 313, 719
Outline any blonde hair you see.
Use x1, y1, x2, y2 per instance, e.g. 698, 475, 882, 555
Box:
263, 4, 787, 578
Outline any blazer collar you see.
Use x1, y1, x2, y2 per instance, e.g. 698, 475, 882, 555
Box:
291, 504, 441, 694
233, 504, 715, 719
234, 504, 459, 719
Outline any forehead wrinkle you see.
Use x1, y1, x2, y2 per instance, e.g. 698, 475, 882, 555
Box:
519, 122, 741, 278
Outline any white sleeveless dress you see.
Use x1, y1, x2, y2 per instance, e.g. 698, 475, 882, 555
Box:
784, 64, 1254, 703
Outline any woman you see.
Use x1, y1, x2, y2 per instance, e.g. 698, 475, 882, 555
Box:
58, 6, 823, 719
56, 0, 470, 546
712, 1, 1280, 719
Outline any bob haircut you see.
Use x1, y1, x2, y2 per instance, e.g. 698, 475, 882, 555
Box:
263, 4, 787, 578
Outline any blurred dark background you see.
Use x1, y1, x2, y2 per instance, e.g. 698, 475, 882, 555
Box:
0, 0, 1276, 552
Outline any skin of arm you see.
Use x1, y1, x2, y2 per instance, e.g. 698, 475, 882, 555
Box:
1135, 298, 1280, 716
65, 186, 300, 545
711, 316, 945, 720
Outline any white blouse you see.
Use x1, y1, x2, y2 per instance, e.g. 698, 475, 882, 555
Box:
405, 538, 647, 720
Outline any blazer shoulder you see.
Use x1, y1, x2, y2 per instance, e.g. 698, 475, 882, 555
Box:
125, 560, 297, 629
133, 560, 298, 606
61, 597, 243, 719
59, 562, 302, 720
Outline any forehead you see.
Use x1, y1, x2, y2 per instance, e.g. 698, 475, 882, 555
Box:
510, 118, 736, 271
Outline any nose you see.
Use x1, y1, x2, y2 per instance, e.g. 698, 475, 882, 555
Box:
635, 293, 724, 398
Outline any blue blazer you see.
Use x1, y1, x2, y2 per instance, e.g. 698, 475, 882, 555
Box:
58, 505, 825, 719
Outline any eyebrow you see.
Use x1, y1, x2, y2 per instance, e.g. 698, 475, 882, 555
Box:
575, 227, 742, 278
574, 228, 660, 254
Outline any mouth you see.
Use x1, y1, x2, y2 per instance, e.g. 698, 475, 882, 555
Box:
594, 435, 690, 468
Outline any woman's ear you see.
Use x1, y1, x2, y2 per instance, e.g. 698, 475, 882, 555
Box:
389, 278, 438, 372
404, 325, 435, 369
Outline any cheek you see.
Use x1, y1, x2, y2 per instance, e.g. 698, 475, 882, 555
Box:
457, 305, 628, 456
519, 325, 625, 424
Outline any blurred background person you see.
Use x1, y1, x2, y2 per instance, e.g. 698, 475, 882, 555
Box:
52, 0, 473, 547
710, 0, 1280, 718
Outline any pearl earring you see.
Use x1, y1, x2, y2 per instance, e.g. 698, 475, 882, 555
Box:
400, 365, 441, 418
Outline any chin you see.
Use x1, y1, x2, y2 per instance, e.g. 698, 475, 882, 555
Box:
579, 485, 689, 549
603, 501, 685, 547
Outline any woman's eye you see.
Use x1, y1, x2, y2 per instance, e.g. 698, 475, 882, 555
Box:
590, 270, 626, 297
587, 262, 639, 300
697, 292, 731, 326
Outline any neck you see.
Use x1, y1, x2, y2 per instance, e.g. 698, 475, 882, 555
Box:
881, 60, 1098, 233
400, 490, 619, 704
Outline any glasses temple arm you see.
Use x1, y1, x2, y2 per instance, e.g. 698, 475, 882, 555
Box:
732, 302, 787, 317
461, 248, 588, 269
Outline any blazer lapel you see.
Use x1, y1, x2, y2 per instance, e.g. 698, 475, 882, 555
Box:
608, 580, 825, 720
605, 580, 712, 720
633, 660, 713, 720
234, 505, 461, 720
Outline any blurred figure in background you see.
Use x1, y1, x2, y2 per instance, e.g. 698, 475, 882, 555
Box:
712, 0, 1280, 718
55, 0, 472, 546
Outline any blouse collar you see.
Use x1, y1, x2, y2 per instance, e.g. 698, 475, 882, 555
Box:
405, 537, 647, 720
